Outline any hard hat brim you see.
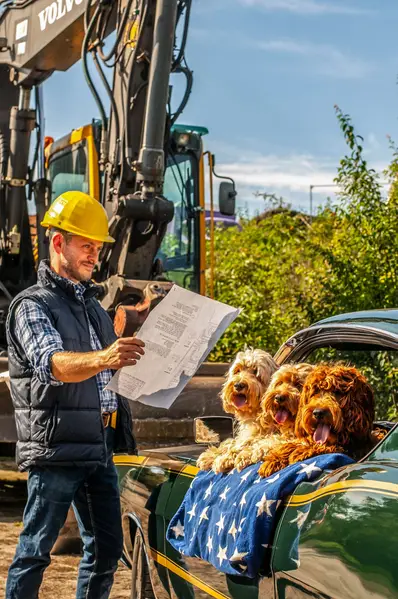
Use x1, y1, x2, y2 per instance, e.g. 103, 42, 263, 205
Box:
41, 219, 115, 244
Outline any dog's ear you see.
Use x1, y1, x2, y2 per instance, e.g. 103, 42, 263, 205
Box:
294, 412, 307, 438
341, 376, 374, 440
293, 377, 315, 439
293, 399, 308, 438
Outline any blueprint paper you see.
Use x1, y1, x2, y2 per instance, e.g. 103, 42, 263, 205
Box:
106, 285, 240, 408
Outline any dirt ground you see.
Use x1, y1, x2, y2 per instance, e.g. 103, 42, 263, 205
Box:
0, 461, 132, 598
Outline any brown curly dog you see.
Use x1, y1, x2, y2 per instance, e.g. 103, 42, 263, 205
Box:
258, 363, 375, 478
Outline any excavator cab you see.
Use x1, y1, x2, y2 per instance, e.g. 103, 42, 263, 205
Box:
44, 121, 236, 298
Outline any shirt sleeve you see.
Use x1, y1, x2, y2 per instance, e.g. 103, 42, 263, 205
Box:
14, 299, 65, 386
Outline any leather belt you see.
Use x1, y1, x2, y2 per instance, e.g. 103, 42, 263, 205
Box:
102, 411, 117, 429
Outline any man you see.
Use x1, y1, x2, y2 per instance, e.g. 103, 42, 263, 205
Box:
6, 190, 145, 599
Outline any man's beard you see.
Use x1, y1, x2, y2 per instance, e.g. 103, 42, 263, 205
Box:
64, 262, 92, 282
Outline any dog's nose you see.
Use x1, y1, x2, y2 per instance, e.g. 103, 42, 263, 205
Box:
274, 394, 284, 404
234, 382, 246, 392
313, 409, 328, 420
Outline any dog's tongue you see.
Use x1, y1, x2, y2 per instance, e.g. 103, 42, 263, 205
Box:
233, 395, 247, 408
275, 409, 289, 424
313, 424, 331, 444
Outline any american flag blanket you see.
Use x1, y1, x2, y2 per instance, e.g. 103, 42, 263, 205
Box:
166, 454, 354, 578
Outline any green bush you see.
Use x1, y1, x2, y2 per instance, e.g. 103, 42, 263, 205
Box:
210, 107, 398, 367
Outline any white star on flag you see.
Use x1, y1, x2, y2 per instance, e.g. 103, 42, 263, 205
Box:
238, 517, 246, 532
217, 544, 228, 565
240, 490, 249, 507
227, 468, 236, 476
253, 476, 261, 484
264, 473, 280, 485
199, 506, 210, 524
239, 470, 252, 485
216, 513, 225, 534
230, 548, 249, 562
204, 481, 214, 499
299, 461, 321, 479
219, 486, 230, 502
171, 519, 184, 538
228, 520, 238, 541
187, 502, 197, 521
290, 509, 310, 529
206, 535, 213, 553
255, 493, 276, 517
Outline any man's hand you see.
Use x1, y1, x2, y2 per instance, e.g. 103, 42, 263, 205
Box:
99, 337, 145, 369
51, 338, 145, 383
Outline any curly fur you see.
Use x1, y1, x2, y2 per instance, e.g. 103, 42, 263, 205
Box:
234, 363, 315, 471
260, 363, 314, 434
258, 363, 375, 478
197, 348, 278, 473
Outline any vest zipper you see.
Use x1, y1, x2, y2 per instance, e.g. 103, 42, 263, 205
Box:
82, 301, 106, 461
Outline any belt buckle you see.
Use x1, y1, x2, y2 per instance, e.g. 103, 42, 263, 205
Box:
102, 412, 111, 428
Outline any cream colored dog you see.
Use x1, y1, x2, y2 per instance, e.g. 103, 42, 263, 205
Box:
197, 348, 278, 473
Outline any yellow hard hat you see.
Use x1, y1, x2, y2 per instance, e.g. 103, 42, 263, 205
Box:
41, 191, 115, 243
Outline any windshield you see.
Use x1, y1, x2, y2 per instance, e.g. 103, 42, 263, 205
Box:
48, 141, 89, 203
157, 153, 199, 292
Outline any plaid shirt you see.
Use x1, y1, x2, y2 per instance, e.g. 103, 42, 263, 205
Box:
14, 274, 118, 413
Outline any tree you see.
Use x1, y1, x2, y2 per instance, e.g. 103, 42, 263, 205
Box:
209, 107, 398, 419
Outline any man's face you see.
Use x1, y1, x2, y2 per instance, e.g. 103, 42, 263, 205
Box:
57, 234, 103, 282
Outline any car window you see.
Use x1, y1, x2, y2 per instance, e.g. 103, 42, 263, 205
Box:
305, 348, 398, 422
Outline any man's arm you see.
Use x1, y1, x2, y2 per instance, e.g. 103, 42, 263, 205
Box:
14, 300, 145, 385
51, 337, 145, 383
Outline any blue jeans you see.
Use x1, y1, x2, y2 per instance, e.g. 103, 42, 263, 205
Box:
6, 427, 123, 599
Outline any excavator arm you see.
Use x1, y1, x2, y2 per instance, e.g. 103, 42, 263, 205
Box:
0, 0, 193, 337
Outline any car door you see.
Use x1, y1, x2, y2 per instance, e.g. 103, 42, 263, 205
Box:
271, 425, 398, 599
271, 324, 398, 598
163, 457, 274, 599
117, 451, 191, 599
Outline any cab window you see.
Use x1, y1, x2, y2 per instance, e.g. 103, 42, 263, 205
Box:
157, 153, 199, 292
48, 141, 89, 203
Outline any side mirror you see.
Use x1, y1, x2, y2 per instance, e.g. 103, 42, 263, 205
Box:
218, 181, 236, 216
194, 416, 234, 445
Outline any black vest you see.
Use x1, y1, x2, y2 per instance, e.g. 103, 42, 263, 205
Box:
7, 260, 136, 471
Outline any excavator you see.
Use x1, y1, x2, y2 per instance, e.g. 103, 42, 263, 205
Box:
0, 0, 237, 445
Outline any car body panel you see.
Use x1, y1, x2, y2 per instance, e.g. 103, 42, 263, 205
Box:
272, 428, 398, 598
117, 452, 274, 598
275, 310, 398, 364
116, 310, 398, 598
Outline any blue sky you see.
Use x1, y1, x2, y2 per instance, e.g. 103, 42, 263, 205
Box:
43, 0, 398, 215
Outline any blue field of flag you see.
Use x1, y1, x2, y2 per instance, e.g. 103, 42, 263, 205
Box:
166, 454, 354, 578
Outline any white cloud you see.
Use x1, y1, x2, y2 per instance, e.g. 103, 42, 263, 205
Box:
218, 153, 338, 193
240, 0, 371, 15
255, 38, 373, 79
212, 153, 388, 215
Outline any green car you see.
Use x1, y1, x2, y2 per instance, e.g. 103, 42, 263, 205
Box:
116, 309, 398, 599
